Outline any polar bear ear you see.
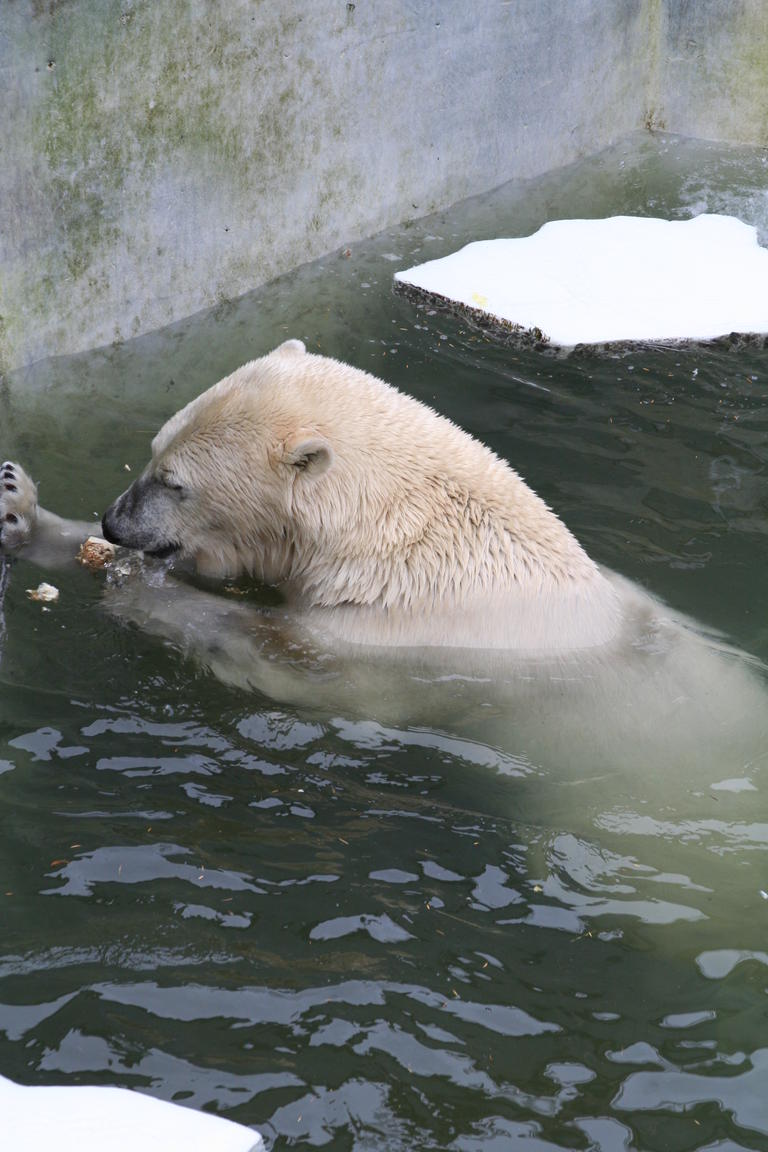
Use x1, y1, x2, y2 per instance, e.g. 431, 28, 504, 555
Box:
281, 431, 334, 478
273, 339, 306, 357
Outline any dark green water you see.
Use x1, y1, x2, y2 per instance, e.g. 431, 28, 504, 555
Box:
2, 133, 768, 1149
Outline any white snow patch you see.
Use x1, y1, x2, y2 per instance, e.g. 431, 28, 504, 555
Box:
394, 214, 768, 347
1, 1074, 264, 1152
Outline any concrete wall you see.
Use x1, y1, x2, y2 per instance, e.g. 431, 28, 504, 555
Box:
659, 1, 768, 144
1, 1, 766, 374
0, 0, 654, 372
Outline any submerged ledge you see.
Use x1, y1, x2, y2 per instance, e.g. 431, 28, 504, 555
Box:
394, 215, 768, 350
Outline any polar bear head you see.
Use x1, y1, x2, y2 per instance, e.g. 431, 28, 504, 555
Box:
102, 339, 597, 609
101, 340, 341, 580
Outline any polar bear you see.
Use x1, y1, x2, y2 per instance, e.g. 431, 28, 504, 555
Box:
5, 338, 768, 937
96, 337, 629, 653
1, 338, 766, 770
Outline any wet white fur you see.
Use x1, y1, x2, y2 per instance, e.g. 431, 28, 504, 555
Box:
141, 339, 624, 651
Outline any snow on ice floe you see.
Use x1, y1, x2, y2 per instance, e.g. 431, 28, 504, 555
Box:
394, 214, 768, 347
1, 1074, 264, 1152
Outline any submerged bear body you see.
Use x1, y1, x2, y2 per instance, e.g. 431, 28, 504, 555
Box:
2, 339, 766, 789
3, 342, 767, 955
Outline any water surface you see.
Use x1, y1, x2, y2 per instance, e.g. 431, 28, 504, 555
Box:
1, 133, 768, 1150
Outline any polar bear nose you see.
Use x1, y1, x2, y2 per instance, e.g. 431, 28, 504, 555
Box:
101, 497, 129, 544
101, 509, 120, 544
102, 480, 181, 558
102, 484, 137, 545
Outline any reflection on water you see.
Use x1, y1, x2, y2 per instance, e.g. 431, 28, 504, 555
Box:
2, 133, 768, 1149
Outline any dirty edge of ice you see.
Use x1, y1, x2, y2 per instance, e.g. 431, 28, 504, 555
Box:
394, 214, 768, 348
1, 1073, 264, 1152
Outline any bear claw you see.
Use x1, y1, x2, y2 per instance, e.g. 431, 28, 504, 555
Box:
0, 462, 38, 553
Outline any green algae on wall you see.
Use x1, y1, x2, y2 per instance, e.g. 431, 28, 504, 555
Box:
0, 0, 668, 373
2, 1, 330, 368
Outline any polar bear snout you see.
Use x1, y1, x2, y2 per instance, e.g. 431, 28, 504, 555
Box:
102, 477, 181, 559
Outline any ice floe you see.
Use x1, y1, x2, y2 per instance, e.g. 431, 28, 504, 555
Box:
1, 1073, 264, 1152
394, 214, 768, 347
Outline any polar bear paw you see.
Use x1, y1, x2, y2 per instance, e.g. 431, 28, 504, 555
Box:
0, 462, 38, 553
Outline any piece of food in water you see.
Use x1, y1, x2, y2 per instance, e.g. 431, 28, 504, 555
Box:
77, 536, 117, 570
26, 582, 59, 603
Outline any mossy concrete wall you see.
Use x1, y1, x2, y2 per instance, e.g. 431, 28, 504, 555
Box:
0, 0, 656, 371
1, 0, 766, 373
659, 0, 768, 144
